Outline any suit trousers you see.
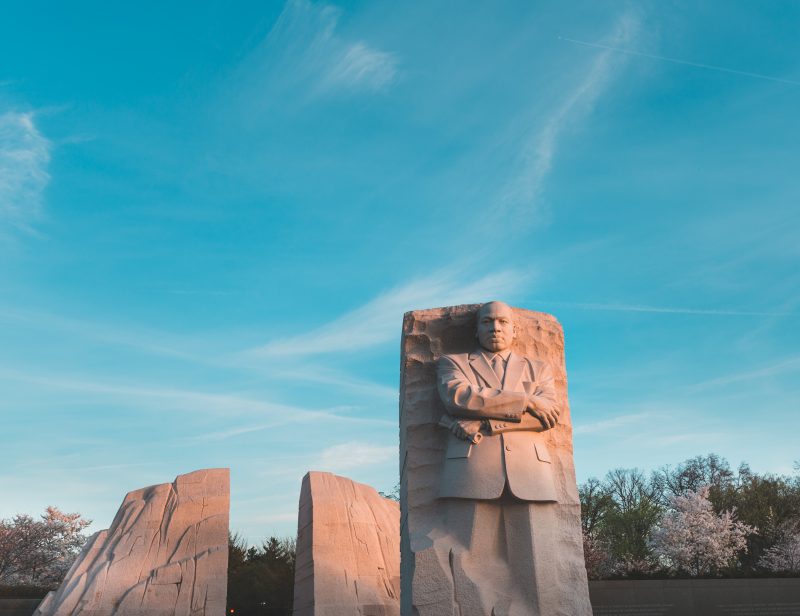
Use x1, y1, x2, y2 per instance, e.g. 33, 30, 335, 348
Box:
428, 488, 558, 616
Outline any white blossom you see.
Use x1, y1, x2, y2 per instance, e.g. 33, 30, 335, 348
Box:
759, 531, 800, 573
649, 485, 754, 576
0, 507, 91, 587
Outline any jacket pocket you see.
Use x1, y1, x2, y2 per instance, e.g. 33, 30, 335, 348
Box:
446, 438, 472, 459
534, 441, 552, 463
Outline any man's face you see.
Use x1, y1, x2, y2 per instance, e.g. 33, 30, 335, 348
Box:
476, 302, 515, 352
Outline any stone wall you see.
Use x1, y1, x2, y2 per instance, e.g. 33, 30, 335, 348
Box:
589, 578, 800, 616
7, 579, 800, 616
0, 599, 42, 616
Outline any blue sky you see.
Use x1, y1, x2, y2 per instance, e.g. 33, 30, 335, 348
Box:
1, 0, 798, 541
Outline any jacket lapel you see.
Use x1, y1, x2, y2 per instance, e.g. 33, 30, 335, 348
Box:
504, 352, 525, 392
469, 350, 502, 389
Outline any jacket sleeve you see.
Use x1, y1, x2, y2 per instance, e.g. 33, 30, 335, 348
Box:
437, 355, 528, 420
526, 360, 559, 415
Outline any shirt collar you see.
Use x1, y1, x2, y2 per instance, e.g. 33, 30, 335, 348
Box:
482, 349, 512, 362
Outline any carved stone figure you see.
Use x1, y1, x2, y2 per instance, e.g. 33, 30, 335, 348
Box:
438, 301, 559, 501
400, 303, 591, 616
34, 468, 229, 616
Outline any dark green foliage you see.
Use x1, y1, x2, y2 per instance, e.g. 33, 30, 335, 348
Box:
593, 468, 663, 572
579, 477, 614, 537
227, 533, 296, 616
714, 465, 800, 570
651, 454, 735, 506
379, 483, 400, 502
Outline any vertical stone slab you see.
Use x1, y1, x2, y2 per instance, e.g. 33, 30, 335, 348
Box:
34, 468, 230, 616
400, 304, 591, 616
293, 471, 400, 616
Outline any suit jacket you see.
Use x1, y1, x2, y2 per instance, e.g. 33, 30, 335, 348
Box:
436, 349, 558, 501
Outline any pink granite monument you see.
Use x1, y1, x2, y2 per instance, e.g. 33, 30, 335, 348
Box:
34, 468, 230, 616
400, 302, 591, 616
293, 471, 400, 616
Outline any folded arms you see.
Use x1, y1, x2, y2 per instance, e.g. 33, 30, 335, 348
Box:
437, 354, 561, 434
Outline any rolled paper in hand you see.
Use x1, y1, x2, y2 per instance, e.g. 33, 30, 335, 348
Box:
438, 415, 483, 445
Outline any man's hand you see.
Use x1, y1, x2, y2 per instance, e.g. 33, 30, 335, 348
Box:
449, 419, 483, 444
526, 399, 560, 429
450, 421, 471, 441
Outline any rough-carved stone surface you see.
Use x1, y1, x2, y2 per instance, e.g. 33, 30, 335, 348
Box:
34, 468, 230, 616
400, 304, 591, 616
293, 471, 400, 616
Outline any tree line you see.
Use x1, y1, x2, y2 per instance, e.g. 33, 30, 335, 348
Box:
580, 453, 800, 578
227, 534, 295, 616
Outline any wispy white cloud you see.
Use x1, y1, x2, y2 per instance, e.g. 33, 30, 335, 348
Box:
0, 304, 401, 403
648, 432, 729, 447
0, 305, 209, 362
248, 266, 529, 357
321, 41, 398, 93
687, 356, 800, 391
241, 0, 399, 103
318, 440, 396, 472
189, 407, 392, 442
573, 411, 654, 434
267, 365, 397, 400
497, 12, 639, 219
0, 365, 389, 427
0, 111, 51, 230
575, 401, 734, 458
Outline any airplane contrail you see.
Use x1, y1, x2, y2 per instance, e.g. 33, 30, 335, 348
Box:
545, 301, 795, 317
558, 36, 800, 86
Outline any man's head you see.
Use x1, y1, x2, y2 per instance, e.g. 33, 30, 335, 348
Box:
476, 301, 516, 353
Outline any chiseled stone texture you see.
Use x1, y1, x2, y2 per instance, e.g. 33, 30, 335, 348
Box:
34, 468, 230, 616
400, 305, 591, 616
293, 471, 400, 616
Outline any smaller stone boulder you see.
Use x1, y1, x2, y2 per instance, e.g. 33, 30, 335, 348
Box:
35, 468, 230, 616
293, 471, 400, 616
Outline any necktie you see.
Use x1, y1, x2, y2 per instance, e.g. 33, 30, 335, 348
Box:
491, 354, 505, 383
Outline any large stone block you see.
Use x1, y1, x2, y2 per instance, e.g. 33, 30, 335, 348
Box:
293, 471, 400, 616
400, 304, 591, 616
34, 468, 230, 616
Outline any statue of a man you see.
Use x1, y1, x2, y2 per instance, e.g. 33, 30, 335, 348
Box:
434, 300, 563, 614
